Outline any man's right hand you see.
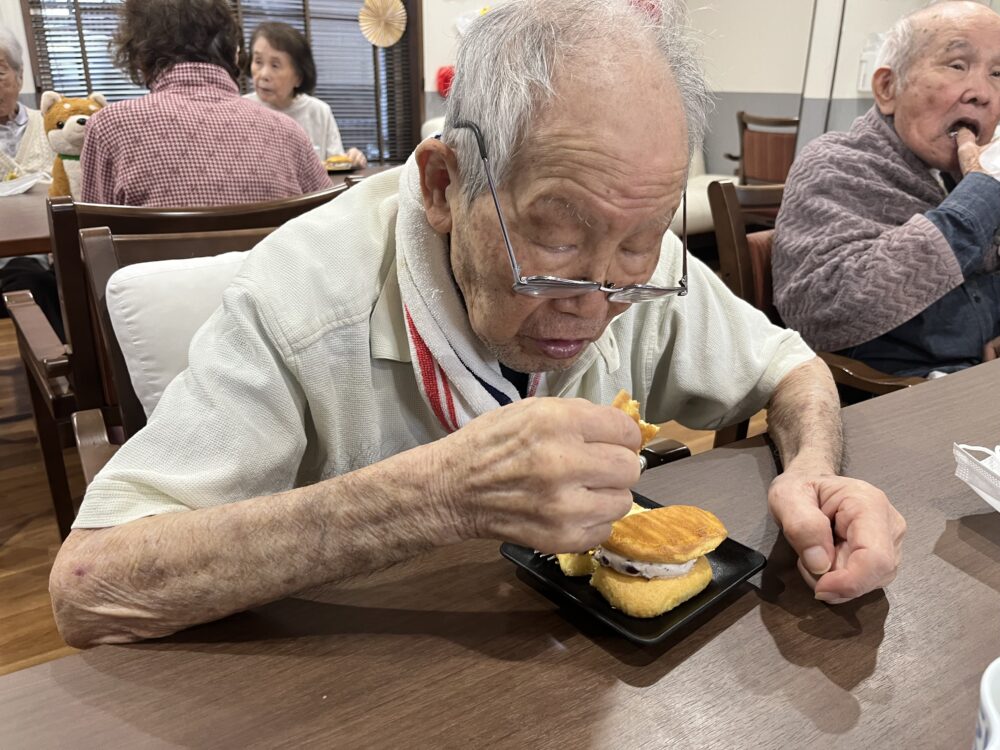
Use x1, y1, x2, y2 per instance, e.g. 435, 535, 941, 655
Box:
957, 126, 1000, 177
433, 397, 641, 554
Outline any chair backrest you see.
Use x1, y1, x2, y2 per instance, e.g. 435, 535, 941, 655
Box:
735, 111, 798, 185
708, 180, 784, 324
79, 226, 271, 438
47, 184, 349, 412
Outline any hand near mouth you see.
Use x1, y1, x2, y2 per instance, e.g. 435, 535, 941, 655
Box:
956, 125, 993, 177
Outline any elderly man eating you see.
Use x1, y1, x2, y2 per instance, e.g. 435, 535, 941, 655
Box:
49, 0, 905, 647
774, 1, 1000, 377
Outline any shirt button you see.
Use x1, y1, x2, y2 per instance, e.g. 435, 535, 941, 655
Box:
973, 294, 982, 303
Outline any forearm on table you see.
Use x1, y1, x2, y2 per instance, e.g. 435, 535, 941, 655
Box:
766, 357, 843, 475
50, 443, 462, 647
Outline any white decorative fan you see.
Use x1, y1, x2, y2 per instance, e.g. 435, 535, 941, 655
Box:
358, 0, 408, 162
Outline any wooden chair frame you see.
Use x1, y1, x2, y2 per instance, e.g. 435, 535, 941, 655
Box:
724, 111, 800, 185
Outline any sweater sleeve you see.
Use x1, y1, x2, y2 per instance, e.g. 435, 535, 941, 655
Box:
772, 143, 966, 352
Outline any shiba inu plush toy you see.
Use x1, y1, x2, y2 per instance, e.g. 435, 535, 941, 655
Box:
41, 91, 107, 198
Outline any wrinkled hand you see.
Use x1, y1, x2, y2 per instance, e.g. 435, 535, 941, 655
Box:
768, 471, 906, 604
346, 147, 368, 169
956, 127, 1000, 178
434, 397, 641, 554
984, 335, 1000, 363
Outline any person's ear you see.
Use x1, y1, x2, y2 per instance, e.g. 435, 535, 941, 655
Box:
416, 138, 460, 234
872, 66, 897, 115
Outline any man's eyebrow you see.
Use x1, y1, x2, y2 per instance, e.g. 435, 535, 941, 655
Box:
943, 38, 973, 54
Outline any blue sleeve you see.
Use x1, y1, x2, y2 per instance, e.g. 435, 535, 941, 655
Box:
926, 171, 1000, 276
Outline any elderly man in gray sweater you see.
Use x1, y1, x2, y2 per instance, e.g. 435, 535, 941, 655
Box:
774, 1, 1000, 377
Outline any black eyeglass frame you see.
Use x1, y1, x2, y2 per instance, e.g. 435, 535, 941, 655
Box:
450, 120, 688, 303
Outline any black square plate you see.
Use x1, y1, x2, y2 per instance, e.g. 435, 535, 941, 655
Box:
500, 491, 766, 645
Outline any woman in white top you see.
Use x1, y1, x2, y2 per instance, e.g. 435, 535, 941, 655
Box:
245, 22, 367, 169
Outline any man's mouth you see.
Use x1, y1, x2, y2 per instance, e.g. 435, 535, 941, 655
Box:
948, 118, 981, 138
532, 338, 588, 359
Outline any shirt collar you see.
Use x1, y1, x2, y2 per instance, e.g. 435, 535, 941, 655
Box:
149, 63, 239, 96
1, 102, 26, 127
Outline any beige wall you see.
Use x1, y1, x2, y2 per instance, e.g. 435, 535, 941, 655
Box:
423, 0, 507, 92
688, 0, 813, 95
422, 0, 815, 96
0, 0, 36, 95
830, 0, 923, 99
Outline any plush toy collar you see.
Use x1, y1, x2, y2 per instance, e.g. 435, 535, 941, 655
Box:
58, 154, 80, 161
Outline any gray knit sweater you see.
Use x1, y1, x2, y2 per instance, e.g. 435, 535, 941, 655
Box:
773, 106, 998, 352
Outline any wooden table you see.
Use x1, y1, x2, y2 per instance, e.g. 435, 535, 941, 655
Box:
2, 360, 999, 747
0, 183, 50, 258
0, 167, 395, 261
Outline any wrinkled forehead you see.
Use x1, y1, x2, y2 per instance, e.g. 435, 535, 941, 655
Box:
914, 8, 1000, 61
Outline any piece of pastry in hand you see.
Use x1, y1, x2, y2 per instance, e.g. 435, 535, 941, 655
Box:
555, 502, 650, 576
611, 389, 659, 450
590, 505, 727, 617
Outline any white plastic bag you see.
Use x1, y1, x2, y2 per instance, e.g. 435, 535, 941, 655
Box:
955, 443, 1000, 512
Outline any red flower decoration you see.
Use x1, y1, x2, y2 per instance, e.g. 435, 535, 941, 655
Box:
628, 0, 662, 22
436, 66, 455, 98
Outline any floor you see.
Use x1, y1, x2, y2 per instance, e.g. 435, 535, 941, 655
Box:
0, 318, 81, 675
0, 316, 764, 675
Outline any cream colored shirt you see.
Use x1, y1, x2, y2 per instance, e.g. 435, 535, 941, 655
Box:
74, 163, 815, 528
244, 92, 345, 161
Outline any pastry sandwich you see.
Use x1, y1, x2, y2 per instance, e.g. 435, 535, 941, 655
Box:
590, 505, 727, 617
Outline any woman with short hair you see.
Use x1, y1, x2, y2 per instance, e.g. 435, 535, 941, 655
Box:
81, 0, 330, 206
245, 22, 367, 168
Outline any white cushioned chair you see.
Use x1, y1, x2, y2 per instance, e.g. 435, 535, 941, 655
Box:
107, 251, 248, 418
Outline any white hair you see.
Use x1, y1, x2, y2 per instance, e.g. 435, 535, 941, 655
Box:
877, 0, 992, 92
0, 27, 24, 78
442, 0, 712, 202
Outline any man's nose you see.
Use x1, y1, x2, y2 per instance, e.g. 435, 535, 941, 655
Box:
549, 288, 610, 318
965, 71, 994, 106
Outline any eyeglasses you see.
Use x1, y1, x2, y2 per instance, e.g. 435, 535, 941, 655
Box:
451, 120, 687, 303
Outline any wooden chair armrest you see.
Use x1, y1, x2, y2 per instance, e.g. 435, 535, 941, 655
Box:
3, 290, 70, 378
819, 351, 925, 396
72, 409, 120, 485
640, 436, 691, 471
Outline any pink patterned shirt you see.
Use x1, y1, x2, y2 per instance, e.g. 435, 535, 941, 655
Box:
81, 63, 331, 206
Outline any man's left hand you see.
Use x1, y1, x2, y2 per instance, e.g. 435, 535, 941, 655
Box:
768, 471, 906, 604
983, 335, 1000, 362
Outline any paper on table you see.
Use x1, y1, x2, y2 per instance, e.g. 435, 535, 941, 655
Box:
0, 173, 47, 197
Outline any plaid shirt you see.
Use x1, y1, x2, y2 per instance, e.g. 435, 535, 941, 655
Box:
81, 63, 331, 206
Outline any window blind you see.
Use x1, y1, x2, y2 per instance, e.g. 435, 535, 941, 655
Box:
24, 0, 422, 160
